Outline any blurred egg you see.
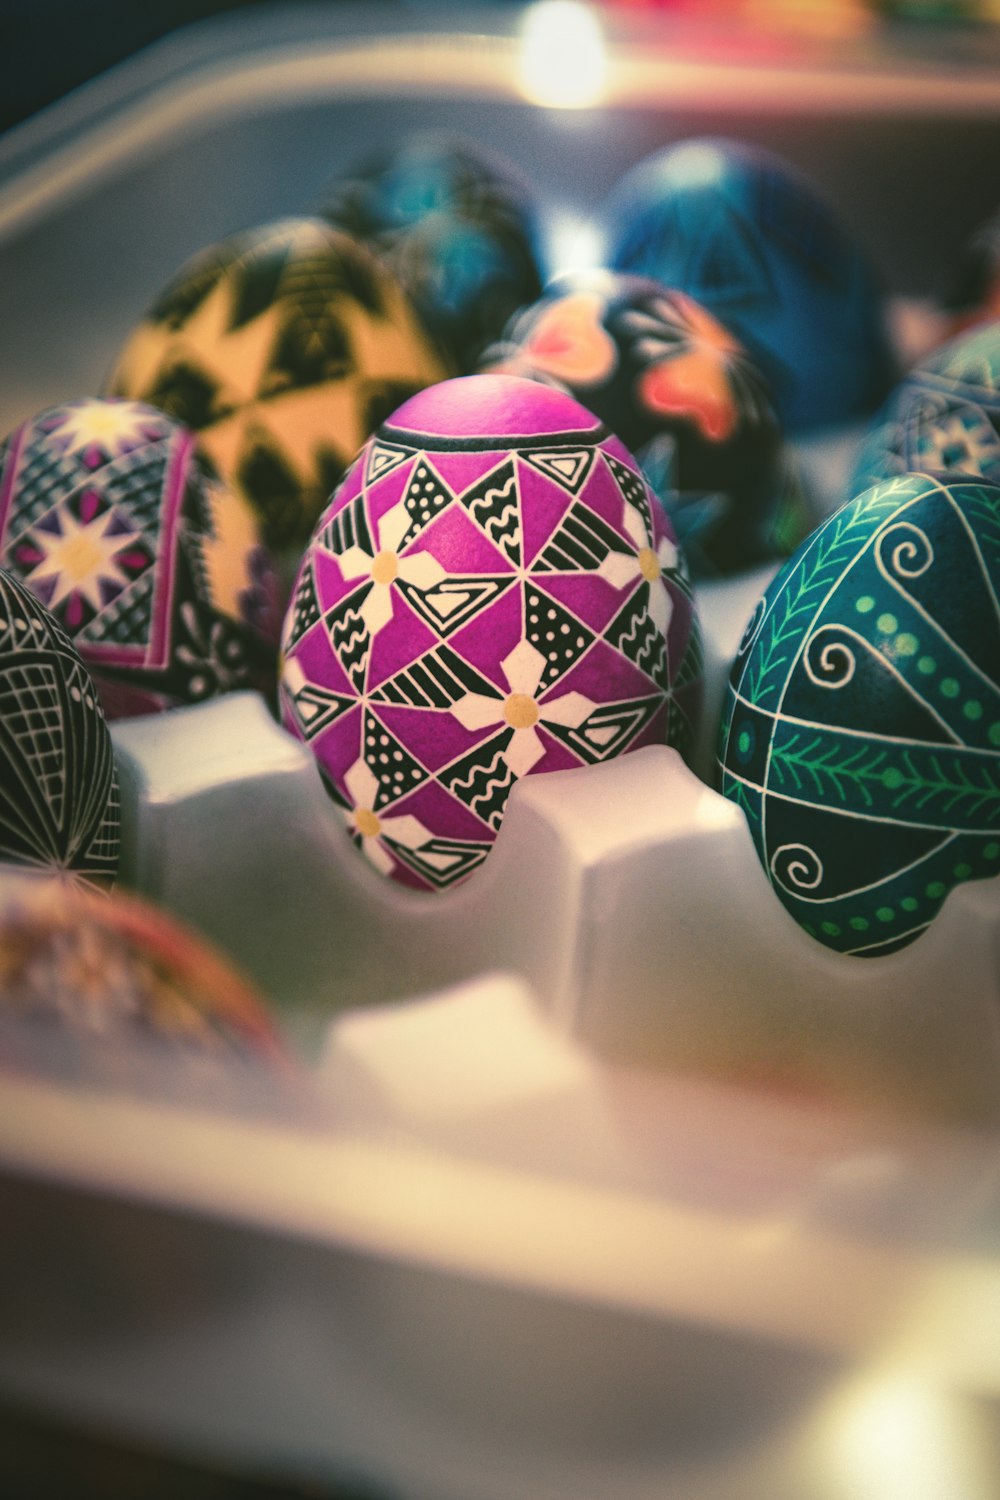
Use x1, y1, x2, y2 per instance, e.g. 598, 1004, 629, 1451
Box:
479, 269, 799, 575
0, 874, 285, 1067
718, 470, 1000, 957
0, 567, 119, 886
105, 217, 450, 553
851, 318, 1000, 494
318, 134, 544, 374
280, 373, 702, 891
603, 137, 898, 431
0, 398, 280, 718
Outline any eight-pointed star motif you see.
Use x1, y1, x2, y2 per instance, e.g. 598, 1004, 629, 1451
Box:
336, 496, 446, 636
450, 637, 595, 778
21, 501, 146, 625
343, 756, 435, 877
45, 398, 160, 460
597, 503, 677, 637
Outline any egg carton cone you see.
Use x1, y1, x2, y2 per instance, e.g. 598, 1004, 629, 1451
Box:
2, 8, 1000, 1497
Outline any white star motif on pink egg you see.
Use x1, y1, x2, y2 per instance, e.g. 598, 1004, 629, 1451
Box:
597, 503, 676, 636
336, 498, 446, 636
343, 756, 434, 877
450, 638, 594, 778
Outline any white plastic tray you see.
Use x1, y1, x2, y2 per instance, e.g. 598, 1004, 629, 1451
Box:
1, 8, 1000, 1497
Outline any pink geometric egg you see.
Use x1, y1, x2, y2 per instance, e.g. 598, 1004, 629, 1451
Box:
279, 374, 702, 891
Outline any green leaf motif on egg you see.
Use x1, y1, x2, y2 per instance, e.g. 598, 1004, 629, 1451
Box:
718, 471, 1000, 956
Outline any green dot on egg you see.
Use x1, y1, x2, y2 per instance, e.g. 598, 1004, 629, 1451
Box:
855, 595, 875, 615
917, 656, 936, 676
964, 700, 983, 721
954, 862, 972, 880
941, 677, 960, 699
895, 633, 918, 657
926, 881, 946, 899
990, 723, 1000, 747
882, 767, 904, 790
901, 896, 919, 912
821, 921, 840, 937
849, 916, 869, 931
876, 906, 895, 923
985, 843, 999, 861
877, 612, 898, 634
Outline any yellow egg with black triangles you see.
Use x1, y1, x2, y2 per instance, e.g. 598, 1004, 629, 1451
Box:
105, 218, 452, 555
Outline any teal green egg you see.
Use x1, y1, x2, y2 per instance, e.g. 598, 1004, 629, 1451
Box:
718, 470, 1000, 956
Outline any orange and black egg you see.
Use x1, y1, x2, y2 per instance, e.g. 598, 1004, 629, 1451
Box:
105, 217, 452, 555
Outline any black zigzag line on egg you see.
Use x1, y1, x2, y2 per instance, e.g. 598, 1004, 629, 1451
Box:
325, 586, 370, 693
438, 737, 515, 831
606, 586, 668, 690
460, 457, 521, 566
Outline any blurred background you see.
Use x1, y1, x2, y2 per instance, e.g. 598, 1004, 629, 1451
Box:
3, 0, 999, 137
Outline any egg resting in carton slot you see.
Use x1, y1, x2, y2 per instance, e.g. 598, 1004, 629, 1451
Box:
0, 398, 281, 719
278, 372, 703, 892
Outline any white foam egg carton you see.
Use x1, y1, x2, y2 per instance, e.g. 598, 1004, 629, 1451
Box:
2, 9, 1000, 1498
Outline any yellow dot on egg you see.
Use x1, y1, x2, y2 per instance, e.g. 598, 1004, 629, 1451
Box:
371, 550, 398, 585
504, 693, 539, 729
638, 546, 660, 582
355, 807, 381, 838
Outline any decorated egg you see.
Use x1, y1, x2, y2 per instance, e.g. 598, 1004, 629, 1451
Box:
479, 269, 796, 575
851, 318, 1000, 495
0, 568, 119, 886
105, 217, 450, 552
0, 875, 284, 1065
0, 398, 279, 718
280, 373, 702, 891
603, 138, 898, 431
718, 470, 1000, 957
319, 134, 544, 374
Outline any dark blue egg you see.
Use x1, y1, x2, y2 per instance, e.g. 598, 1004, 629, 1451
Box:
603, 138, 898, 432
318, 135, 544, 374
719, 470, 1000, 957
851, 318, 1000, 495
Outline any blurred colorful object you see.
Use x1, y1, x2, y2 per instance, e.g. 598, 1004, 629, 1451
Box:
851, 319, 1000, 494
106, 218, 449, 553
0, 399, 280, 718
0, 567, 120, 887
602, 137, 898, 431
318, 135, 544, 375
0, 875, 285, 1064
479, 269, 792, 574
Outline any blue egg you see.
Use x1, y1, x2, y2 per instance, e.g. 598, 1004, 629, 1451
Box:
851, 318, 1000, 494
318, 134, 544, 374
718, 470, 1000, 957
603, 138, 898, 432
